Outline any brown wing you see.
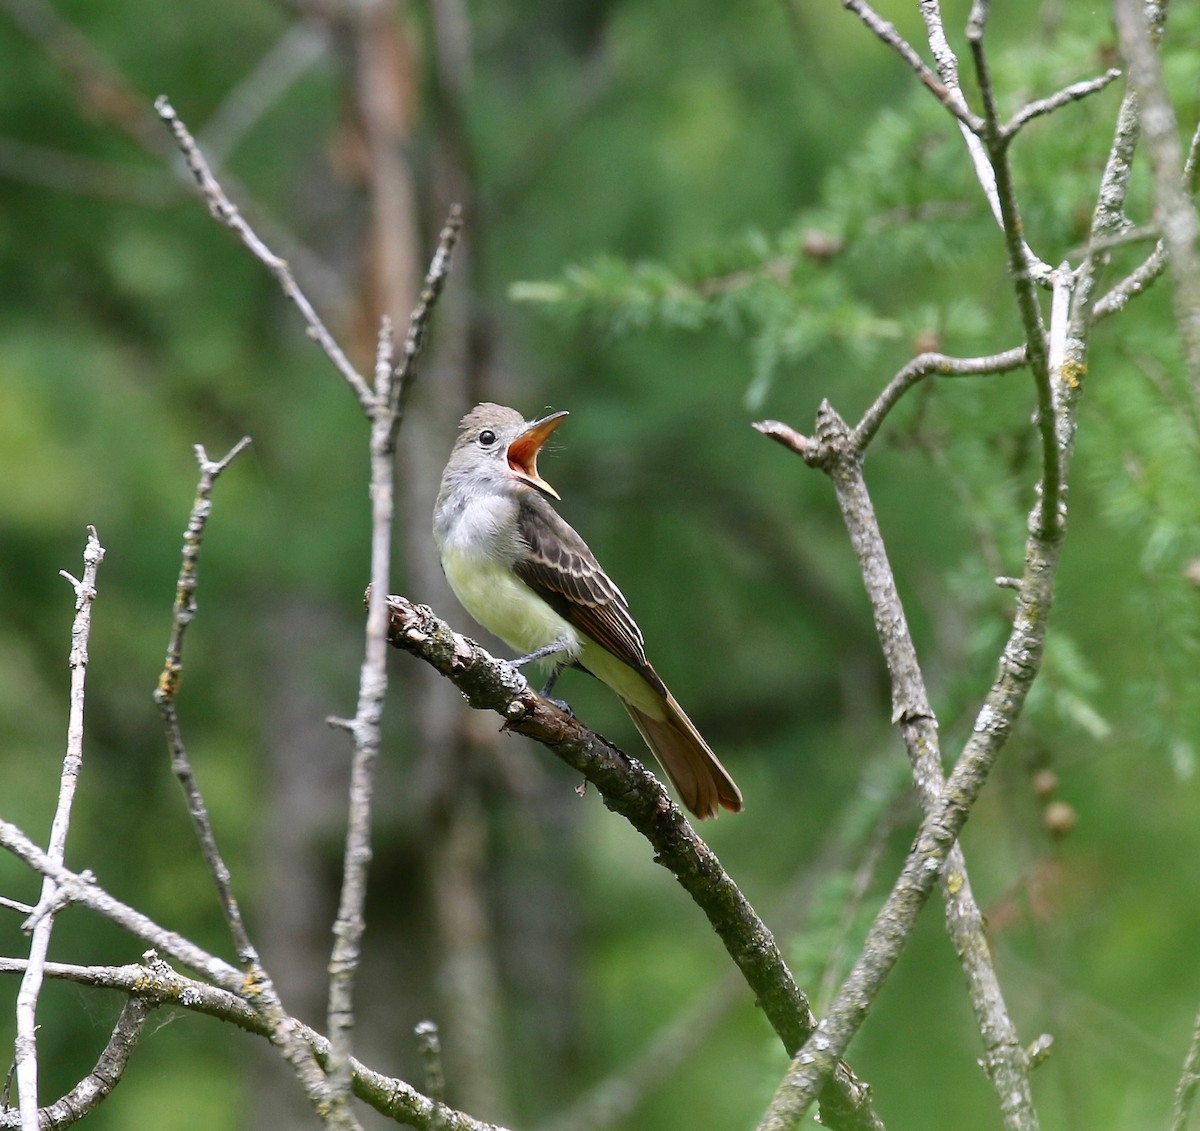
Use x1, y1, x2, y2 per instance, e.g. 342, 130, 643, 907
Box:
514, 495, 666, 696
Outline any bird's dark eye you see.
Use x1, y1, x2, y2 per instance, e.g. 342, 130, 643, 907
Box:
478, 429, 497, 446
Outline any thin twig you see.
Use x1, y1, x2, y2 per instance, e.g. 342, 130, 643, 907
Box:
0, 820, 242, 988
415, 1021, 447, 1131
325, 212, 461, 1115
1002, 68, 1122, 138
152, 438, 347, 1127
759, 404, 1041, 1130
1113, 0, 1200, 405
965, 9, 1060, 540
0, 956, 515, 1131
13, 527, 103, 1130
153, 439, 254, 957
388, 204, 464, 447
154, 96, 372, 407
851, 345, 1028, 449
1, 998, 150, 1131
841, 0, 982, 133
381, 595, 884, 1131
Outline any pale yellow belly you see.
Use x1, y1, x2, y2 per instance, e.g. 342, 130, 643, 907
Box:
442, 548, 581, 658
441, 547, 664, 720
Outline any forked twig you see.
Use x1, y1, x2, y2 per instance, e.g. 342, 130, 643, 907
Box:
154, 95, 371, 406
13, 528, 104, 1129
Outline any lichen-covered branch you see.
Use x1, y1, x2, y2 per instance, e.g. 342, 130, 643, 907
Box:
0, 957, 513, 1131
382, 595, 884, 1131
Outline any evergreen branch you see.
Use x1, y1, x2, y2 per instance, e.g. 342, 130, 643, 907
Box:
14, 528, 105, 1127
1172, 1006, 1200, 1131
0, 958, 514, 1131
381, 594, 884, 1131
850, 345, 1028, 448
1002, 68, 1122, 139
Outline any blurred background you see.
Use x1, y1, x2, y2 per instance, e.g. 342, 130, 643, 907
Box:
1, 0, 1198, 1127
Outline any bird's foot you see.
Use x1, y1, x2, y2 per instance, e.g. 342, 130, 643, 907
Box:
539, 693, 574, 717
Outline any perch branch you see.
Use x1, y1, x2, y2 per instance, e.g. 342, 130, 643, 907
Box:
382, 595, 884, 1131
13, 528, 104, 1130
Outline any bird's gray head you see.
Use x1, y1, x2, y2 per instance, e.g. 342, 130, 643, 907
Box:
443, 402, 569, 501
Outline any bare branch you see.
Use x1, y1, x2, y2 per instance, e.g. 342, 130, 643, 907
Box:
388, 204, 465, 444
381, 595, 884, 1131
1, 998, 150, 1130
325, 212, 461, 1116
841, 0, 982, 133
13, 527, 104, 1129
757, 404, 1040, 1128
154, 96, 373, 407
1113, 0, 1200, 403
849, 345, 1028, 449
0, 957, 516, 1131
964, 13, 1060, 540
1002, 68, 1123, 138
153, 440, 254, 957
0, 819, 242, 988
150, 437, 349, 1127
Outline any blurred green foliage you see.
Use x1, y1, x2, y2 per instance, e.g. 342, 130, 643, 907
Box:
1, 0, 1200, 1129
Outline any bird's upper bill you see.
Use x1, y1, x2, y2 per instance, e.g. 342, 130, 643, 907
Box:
507, 410, 568, 500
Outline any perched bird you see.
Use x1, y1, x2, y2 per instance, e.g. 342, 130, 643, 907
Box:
433, 403, 743, 819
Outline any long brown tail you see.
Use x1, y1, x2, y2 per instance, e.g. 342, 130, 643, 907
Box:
622, 691, 743, 819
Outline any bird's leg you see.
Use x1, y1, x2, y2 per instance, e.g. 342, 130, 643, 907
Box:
509, 643, 574, 715
538, 662, 573, 716
509, 641, 568, 668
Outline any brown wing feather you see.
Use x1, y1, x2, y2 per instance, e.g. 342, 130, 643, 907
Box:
513, 496, 666, 696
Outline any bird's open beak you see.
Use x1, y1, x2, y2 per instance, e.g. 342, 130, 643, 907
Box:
507, 410, 568, 500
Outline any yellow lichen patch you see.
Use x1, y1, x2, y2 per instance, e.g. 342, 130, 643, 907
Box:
1059, 358, 1086, 390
